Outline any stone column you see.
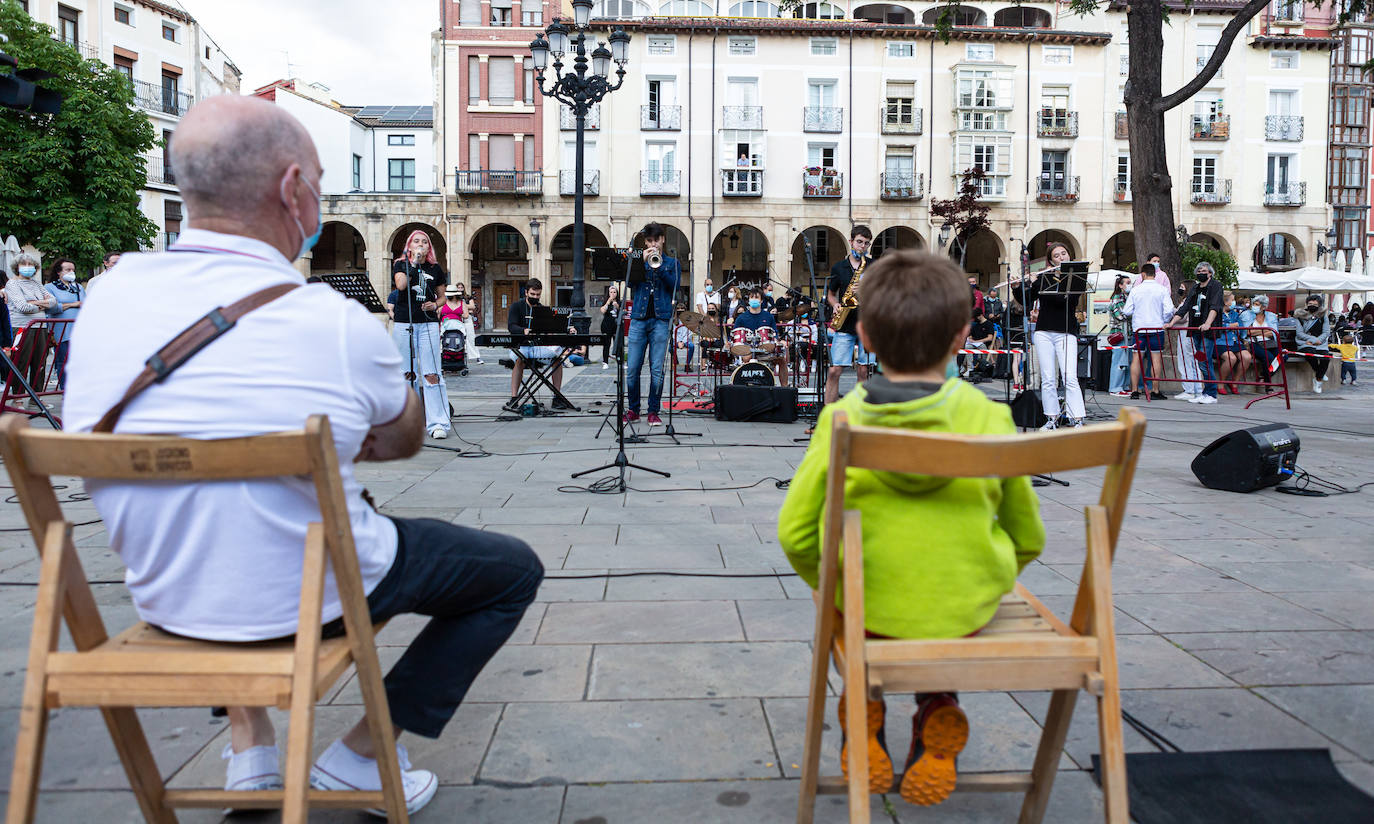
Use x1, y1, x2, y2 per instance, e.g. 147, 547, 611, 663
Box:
772, 218, 792, 290
691, 217, 712, 297
1082, 221, 1103, 269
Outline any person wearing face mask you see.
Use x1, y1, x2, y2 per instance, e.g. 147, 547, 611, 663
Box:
1293, 293, 1332, 393
61, 97, 543, 816
1106, 275, 1132, 396
733, 287, 790, 386
1245, 295, 1281, 391
694, 277, 720, 319
43, 258, 85, 390
1215, 291, 1251, 394
6, 253, 56, 333
450, 282, 483, 365
1166, 262, 1224, 403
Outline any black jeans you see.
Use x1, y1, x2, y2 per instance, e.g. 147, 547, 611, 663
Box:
1296, 347, 1330, 381
343, 518, 543, 738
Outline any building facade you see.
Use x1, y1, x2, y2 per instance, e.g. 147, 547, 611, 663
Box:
17, 0, 241, 252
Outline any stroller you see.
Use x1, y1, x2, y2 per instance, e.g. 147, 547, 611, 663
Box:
441, 317, 470, 375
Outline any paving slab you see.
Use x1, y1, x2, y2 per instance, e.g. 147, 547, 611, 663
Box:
1274, 591, 1374, 630
588, 642, 812, 700
1204, 561, 1374, 592
1114, 591, 1345, 633
1113, 634, 1236, 689
563, 543, 723, 569
1169, 630, 1374, 686
1255, 684, 1374, 760
559, 778, 894, 823
480, 699, 780, 784
537, 600, 744, 644
737, 598, 823, 641
1011, 690, 1160, 770
1121, 687, 1355, 758
603, 570, 788, 601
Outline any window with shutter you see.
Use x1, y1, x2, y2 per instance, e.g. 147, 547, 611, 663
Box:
468, 56, 480, 103
460, 0, 480, 24
489, 57, 515, 103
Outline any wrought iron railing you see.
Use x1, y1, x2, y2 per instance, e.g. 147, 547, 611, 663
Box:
1190, 179, 1232, 204
1037, 110, 1078, 138
1264, 115, 1303, 141
640, 104, 681, 130
1272, 0, 1303, 23
881, 106, 922, 135
1191, 114, 1230, 140
455, 169, 543, 195
144, 155, 176, 186
640, 169, 682, 195
131, 78, 193, 117
721, 168, 763, 196
560, 103, 600, 130
1119, 53, 1129, 76
803, 106, 843, 133
1113, 181, 1131, 202
1263, 180, 1305, 206
802, 168, 843, 197
559, 169, 599, 196
721, 105, 763, 129
1036, 175, 1080, 203
1115, 111, 1129, 139
880, 172, 924, 200
52, 35, 98, 59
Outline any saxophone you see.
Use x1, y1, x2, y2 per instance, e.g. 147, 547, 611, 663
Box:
830, 253, 867, 330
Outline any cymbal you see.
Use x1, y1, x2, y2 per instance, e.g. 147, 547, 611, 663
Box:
679, 310, 721, 339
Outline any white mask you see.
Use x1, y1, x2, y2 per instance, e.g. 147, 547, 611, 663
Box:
61, 272, 76, 283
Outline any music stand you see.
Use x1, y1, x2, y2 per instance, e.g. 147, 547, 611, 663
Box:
317, 273, 387, 313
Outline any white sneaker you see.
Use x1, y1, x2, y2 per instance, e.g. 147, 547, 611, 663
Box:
1313, 382, 1323, 394
1039, 420, 1058, 431
428, 426, 448, 439
309, 739, 437, 818
602, 362, 610, 370
1194, 395, 1218, 404
223, 743, 283, 792
1173, 391, 1196, 401
1187, 394, 1204, 403
1070, 418, 1085, 428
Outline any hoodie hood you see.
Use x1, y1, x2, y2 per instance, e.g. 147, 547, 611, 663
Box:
844, 377, 1005, 494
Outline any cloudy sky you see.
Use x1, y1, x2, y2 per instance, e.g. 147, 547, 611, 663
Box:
177, 0, 436, 105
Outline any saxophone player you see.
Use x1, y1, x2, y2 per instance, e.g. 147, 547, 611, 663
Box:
824, 225, 874, 406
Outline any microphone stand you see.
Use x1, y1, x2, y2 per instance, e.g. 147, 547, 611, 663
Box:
573, 235, 670, 490
796, 235, 826, 436
643, 257, 700, 443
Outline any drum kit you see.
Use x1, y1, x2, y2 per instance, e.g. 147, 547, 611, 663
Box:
676, 299, 820, 391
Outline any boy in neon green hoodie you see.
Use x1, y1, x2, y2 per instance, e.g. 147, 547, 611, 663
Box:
778, 250, 1045, 806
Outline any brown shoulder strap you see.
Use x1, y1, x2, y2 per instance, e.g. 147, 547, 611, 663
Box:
93, 283, 300, 433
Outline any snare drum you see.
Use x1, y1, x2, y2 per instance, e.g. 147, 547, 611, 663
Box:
730, 328, 756, 357
755, 327, 777, 353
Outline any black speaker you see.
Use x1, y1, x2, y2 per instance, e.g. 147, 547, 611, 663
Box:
1089, 348, 1115, 391
1009, 389, 1048, 429
1191, 424, 1300, 493
714, 385, 798, 423
1076, 336, 1094, 380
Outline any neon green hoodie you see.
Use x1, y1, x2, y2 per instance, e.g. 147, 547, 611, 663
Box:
777, 377, 1045, 639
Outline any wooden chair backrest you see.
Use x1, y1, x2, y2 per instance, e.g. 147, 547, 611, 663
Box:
0, 413, 364, 650
820, 407, 1147, 637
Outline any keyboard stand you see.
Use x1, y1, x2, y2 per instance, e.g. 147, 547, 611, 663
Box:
505, 344, 579, 412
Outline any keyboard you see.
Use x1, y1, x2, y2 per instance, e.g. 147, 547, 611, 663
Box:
477, 333, 610, 348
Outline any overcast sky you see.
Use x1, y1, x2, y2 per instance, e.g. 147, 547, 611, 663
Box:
176, 0, 436, 105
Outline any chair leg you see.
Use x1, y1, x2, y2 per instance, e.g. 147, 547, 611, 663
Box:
5, 678, 50, 824
1017, 689, 1078, 824
842, 676, 871, 824
1096, 688, 1129, 823
281, 691, 316, 824
796, 645, 835, 823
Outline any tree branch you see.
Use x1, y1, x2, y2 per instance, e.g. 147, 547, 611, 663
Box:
1156, 0, 1272, 113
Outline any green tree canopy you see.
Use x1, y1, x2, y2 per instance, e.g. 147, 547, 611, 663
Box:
1, 0, 157, 273
1180, 240, 1240, 291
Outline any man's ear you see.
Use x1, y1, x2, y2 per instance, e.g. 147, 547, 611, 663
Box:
951, 322, 971, 355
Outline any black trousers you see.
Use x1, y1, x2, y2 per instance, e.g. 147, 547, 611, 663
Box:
1296, 347, 1330, 381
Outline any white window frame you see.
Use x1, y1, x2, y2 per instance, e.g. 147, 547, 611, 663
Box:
1116, 153, 1131, 194
965, 43, 994, 62
955, 69, 1012, 110
811, 37, 838, 56
887, 41, 914, 58
807, 142, 838, 169
728, 36, 757, 56
1270, 50, 1299, 69
1267, 88, 1298, 116
647, 34, 676, 55
1192, 154, 1219, 192
884, 80, 916, 125
953, 134, 1012, 196
1042, 45, 1073, 66
388, 134, 417, 146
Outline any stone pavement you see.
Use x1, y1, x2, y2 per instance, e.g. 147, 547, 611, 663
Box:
1, 354, 1372, 823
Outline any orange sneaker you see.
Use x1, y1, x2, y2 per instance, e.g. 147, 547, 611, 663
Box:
837, 693, 893, 793
899, 693, 968, 806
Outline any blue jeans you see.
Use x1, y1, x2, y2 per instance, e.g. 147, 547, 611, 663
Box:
345, 518, 544, 738
1109, 345, 1130, 393
626, 317, 670, 414
1198, 333, 1218, 397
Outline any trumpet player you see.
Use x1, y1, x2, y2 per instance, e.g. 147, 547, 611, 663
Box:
824, 224, 875, 406
623, 221, 681, 426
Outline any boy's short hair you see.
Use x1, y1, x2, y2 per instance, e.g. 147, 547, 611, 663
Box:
523, 277, 543, 291
747, 286, 764, 298
1141, 263, 1156, 277
642, 221, 666, 241
861, 251, 968, 373
1343, 332, 1355, 342
850, 224, 873, 241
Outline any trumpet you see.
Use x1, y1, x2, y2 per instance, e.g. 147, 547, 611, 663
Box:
644, 249, 663, 269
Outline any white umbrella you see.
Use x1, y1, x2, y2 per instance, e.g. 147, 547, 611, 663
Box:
0, 235, 19, 276
1351, 248, 1364, 279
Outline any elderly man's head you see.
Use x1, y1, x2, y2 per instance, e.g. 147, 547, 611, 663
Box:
170, 96, 322, 258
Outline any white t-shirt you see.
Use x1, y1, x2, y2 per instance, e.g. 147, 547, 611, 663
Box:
1122, 279, 1173, 330
63, 229, 407, 641
695, 291, 721, 314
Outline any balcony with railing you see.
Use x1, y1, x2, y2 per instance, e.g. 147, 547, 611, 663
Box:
640, 169, 681, 196
1037, 110, 1078, 138
1264, 180, 1305, 206
559, 170, 599, 196
1195, 56, 1223, 78
1036, 176, 1080, 203
455, 169, 543, 195
802, 167, 843, 197
1190, 179, 1232, 204
1271, 0, 1303, 24
1113, 181, 1131, 202
144, 155, 176, 187
880, 172, 924, 200
803, 106, 844, 133
131, 78, 193, 117
52, 36, 99, 59
1119, 53, 1129, 76
881, 106, 923, 135
1264, 115, 1303, 141
1191, 115, 1230, 140
640, 104, 681, 130
560, 103, 600, 130
721, 106, 763, 130
721, 168, 764, 196
1115, 111, 1129, 139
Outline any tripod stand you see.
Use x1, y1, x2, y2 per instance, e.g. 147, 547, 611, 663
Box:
573, 238, 669, 490
794, 235, 827, 441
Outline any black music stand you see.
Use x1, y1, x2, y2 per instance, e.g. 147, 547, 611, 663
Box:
318, 273, 387, 313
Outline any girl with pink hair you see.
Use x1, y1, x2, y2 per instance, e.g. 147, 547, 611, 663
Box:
390, 229, 452, 438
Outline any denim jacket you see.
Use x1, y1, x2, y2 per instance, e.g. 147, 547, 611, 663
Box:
629, 255, 680, 322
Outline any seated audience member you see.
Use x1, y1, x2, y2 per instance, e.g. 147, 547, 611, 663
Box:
1215, 291, 1250, 395
777, 250, 1045, 807
1294, 293, 1332, 393
62, 96, 544, 816
960, 309, 995, 377
1333, 332, 1359, 386
674, 307, 695, 372
1246, 295, 1281, 391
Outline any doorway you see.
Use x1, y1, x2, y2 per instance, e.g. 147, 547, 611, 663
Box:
493, 280, 521, 329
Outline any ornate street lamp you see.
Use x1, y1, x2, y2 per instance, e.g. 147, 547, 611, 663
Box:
530, 9, 629, 322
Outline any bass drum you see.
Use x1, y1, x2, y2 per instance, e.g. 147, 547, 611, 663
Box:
731, 361, 776, 387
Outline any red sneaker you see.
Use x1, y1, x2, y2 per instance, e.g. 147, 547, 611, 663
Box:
646, 412, 663, 427
838, 693, 893, 794
899, 693, 968, 806
622, 410, 640, 424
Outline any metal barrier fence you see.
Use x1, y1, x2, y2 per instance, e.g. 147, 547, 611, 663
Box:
1, 319, 74, 425
1127, 325, 1289, 409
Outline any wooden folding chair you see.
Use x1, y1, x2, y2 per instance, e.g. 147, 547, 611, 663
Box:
797, 407, 1146, 824
1, 414, 409, 824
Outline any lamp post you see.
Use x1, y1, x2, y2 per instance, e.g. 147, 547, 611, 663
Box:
530, 1, 629, 324
1316, 224, 1337, 267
